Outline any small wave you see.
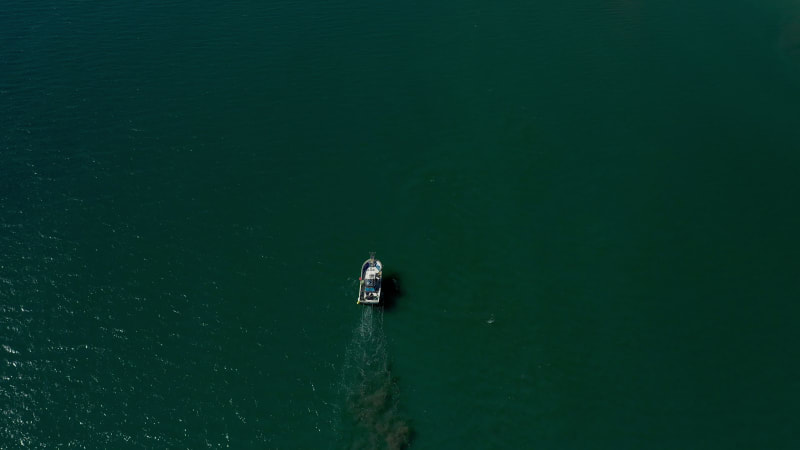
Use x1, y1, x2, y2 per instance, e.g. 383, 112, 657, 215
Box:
2, 344, 20, 354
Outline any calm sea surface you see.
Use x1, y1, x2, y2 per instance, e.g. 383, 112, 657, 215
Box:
2, 0, 800, 448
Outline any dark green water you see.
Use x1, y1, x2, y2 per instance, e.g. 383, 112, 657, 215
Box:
3, 0, 800, 448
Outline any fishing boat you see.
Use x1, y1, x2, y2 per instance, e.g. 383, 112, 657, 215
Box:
357, 252, 383, 305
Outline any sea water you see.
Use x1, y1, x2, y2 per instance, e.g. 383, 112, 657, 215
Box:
2, 0, 800, 448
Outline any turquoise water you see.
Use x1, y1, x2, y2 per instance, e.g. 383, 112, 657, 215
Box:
3, 0, 800, 448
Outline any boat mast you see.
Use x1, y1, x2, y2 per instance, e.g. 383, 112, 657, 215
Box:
369, 252, 376, 267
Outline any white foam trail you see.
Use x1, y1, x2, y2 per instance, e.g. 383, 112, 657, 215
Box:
334, 307, 411, 450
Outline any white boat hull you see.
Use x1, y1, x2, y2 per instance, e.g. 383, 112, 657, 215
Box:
357, 254, 382, 305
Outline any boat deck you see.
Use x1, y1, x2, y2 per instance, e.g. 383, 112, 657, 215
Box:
357, 257, 382, 305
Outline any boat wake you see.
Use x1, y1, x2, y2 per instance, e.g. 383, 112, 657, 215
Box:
336, 307, 411, 450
